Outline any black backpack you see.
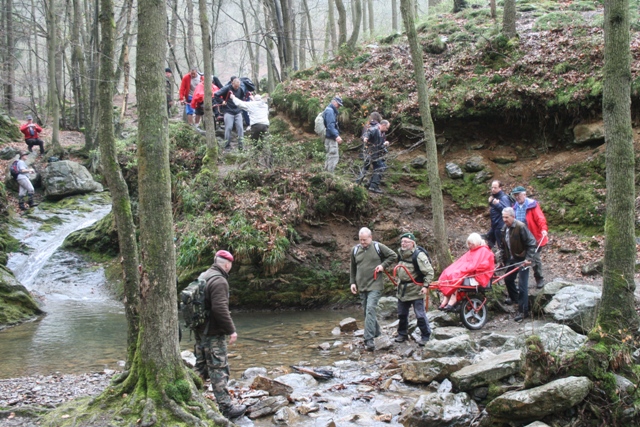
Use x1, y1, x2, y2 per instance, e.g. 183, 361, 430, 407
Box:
9, 161, 20, 180
410, 246, 433, 283
240, 77, 256, 92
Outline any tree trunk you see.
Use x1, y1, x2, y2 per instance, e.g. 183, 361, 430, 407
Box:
198, 0, 217, 168
453, 0, 467, 12
168, 0, 181, 76
367, 0, 373, 37
113, 0, 133, 94
71, 0, 84, 130
32, 0, 44, 111
399, 0, 450, 271
83, 0, 100, 152
335, 0, 346, 47
118, 41, 130, 126
502, 0, 516, 38
4, 0, 13, 116
240, 1, 257, 82
392, 0, 399, 32
301, 0, 316, 62
280, 0, 294, 74
98, 0, 140, 366
299, 15, 306, 69
46, 0, 62, 155
328, 0, 337, 52
362, 0, 367, 37
599, 0, 639, 336
490, 0, 496, 19
347, 0, 361, 49
186, 0, 197, 69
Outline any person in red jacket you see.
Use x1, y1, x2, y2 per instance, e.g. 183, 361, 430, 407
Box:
511, 186, 548, 288
179, 67, 202, 125
190, 78, 220, 127
19, 115, 45, 154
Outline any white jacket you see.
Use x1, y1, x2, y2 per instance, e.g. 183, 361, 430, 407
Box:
233, 98, 269, 126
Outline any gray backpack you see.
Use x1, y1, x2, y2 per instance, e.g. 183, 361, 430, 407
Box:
314, 112, 326, 136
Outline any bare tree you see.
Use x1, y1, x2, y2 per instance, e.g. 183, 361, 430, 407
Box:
502, 0, 516, 38
199, 0, 217, 167
399, 0, 450, 271
328, 0, 336, 52
299, 12, 307, 69
490, 0, 496, 19
4, 0, 14, 115
334, 0, 346, 46
346, 0, 361, 49
113, 0, 133, 93
392, 0, 398, 32
301, 0, 316, 62
45, 0, 62, 155
367, 0, 373, 37
186, 0, 197, 68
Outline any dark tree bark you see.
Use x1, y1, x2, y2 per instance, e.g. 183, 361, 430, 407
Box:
198, 0, 217, 168
599, 0, 639, 336
453, 0, 467, 13
399, 0, 450, 271
98, 0, 140, 366
347, 0, 361, 49
334, 0, 346, 46
502, 0, 516, 38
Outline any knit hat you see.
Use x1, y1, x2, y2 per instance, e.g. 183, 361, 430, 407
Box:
165, 67, 172, 73
400, 232, 416, 242
215, 250, 234, 262
511, 186, 526, 195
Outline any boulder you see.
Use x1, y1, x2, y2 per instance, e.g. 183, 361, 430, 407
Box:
543, 285, 601, 333
376, 296, 398, 319
473, 170, 493, 184
0, 146, 19, 160
432, 327, 468, 340
445, 162, 463, 179
247, 395, 288, 419
339, 317, 358, 332
251, 375, 293, 397
422, 335, 474, 359
490, 154, 517, 164
41, 160, 103, 199
486, 376, 592, 421
0, 267, 44, 329
573, 122, 604, 146
373, 399, 404, 416
581, 259, 602, 276
410, 156, 428, 169
477, 333, 513, 348
274, 373, 317, 391
524, 423, 551, 427
524, 323, 587, 354
242, 367, 268, 380
273, 406, 298, 425
63, 211, 118, 256
450, 350, 522, 391
400, 392, 480, 426
401, 357, 471, 384
429, 311, 460, 327
464, 156, 485, 172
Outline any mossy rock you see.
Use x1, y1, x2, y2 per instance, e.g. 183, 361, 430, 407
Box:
0, 265, 43, 329
62, 211, 119, 257
0, 114, 23, 144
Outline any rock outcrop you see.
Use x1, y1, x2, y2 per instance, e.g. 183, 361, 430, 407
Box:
41, 160, 103, 199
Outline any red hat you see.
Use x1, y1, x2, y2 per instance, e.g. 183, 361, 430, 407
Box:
215, 250, 234, 262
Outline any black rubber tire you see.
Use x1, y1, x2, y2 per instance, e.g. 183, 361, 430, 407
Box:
460, 295, 488, 330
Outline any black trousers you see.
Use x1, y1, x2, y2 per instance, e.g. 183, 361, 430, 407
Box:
25, 138, 45, 154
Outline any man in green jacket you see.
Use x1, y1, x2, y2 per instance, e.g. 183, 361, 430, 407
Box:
395, 232, 434, 345
350, 227, 397, 351
197, 250, 246, 420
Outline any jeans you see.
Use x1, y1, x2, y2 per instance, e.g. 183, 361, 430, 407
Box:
486, 225, 504, 250
504, 258, 529, 315
224, 113, 244, 149
360, 290, 381, 341
369, 159, 387, 189
397, 299, 431, 338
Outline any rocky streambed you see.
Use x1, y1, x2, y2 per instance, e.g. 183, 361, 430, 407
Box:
3, 279, 638, 427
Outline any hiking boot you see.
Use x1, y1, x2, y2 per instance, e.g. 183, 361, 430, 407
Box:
222, 404, 246, 420
504, 298, 515, 305
28, 194, 38, 208
364, 340, 375, 351
514, 313, 528, 323
394, 335, 407, 343
536, 277, 545, 289
368, 186, 383, 194
18, 196, 27, 211
418, 336, 430, 346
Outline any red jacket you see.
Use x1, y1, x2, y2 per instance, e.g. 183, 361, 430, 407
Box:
437, 245, 495, 297
190, 82, 220, 109
20, 122, 43, 140
514, 198, 548, 247
179, 73, 203, 101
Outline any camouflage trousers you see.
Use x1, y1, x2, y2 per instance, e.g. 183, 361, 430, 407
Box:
193, 330, 209, 380
202, 334, 232, 408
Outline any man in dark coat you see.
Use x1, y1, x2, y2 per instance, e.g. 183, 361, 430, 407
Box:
362, 120, 390, 193
486, 180, 511, 250
214, 77, 246, 150
196, 250, 246, 419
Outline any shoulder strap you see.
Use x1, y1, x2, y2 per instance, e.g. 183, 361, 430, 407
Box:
373, 242, 383, 262
411, 246, 432, 283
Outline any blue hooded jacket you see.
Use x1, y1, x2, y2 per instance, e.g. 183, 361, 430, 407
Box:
323, 103, 340, 140
489, 190, 511, 230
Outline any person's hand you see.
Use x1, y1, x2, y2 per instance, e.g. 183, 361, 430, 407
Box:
542, 230, 548, 237
350, 284, 358, 294
374, 265, 384, 273
229, 332, 238, 345
230, 93, 236, 99
523, 260, 532, 267
336, 136, 343, 143
383, 141, 390, 146
420, 287, 428, 295
180, 99, 186, 105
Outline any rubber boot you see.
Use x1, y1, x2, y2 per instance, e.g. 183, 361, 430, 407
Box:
221, 403, 246, 419
28, 193, 38, 208
18, 196, 27, 211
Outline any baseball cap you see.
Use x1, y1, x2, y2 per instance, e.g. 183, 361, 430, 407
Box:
19, 151, 29, 157
400, 232, 416, 242
332, 96, 343, 106
26, 114, 33, 120
165, 67, 172, 73
215, 250, 234, 262
511, 186, 526, 195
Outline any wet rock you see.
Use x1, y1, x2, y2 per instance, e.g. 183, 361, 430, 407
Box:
242, 367, 268, 380
247, 395, 288, 419
490, 154, 518, 164
422, 335, 473, 359
410, 156, 428, 169
0, 267, 43, 329
273, 406, 299, 425
524, 422, 551, 427
473, 170, 493, 184
486, 376, 592, 421
401, 357, 471, 384
614, 374, 636, 397
297, 402, 320, 415
437, 379, 453, 394
251, 375, 293, 397
450, 350, 522, 391
400, 392, 479, 426
274, 373, 317, 391
428, 311, 459, 327
373, 399, 403, 416
502, 323, 587, 354
180, 350, 196, 368
331, 327, 341, 336
318, 342, 331, 351
314, 417, 337, 427
581, 259, 602, 275
543, 285, 601, 333
376, 296, 398, 319
464, 156, 485, 172
573, 122, 604, 146
477, 333, 513, 348
445, 162, 463, 179
374, 335, 393, 351
432, 326, 468, 340
339, 317, 358, 332
41, 160, 103, 199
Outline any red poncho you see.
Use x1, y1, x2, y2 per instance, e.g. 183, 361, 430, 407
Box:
437, 245, 495, 297
190, 83, 220, 109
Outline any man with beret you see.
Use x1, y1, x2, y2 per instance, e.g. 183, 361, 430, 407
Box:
323, 96, 343, 173
196, 250, 246, 420
394, 232, 433, 346
19, 115, 45, 155
350, 227, 397, 351
511, 186, 549, 288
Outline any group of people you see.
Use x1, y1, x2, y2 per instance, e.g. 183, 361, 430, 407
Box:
166, 67, 270, 151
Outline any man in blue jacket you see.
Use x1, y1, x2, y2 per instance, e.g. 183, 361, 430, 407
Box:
486, 180, 512, 250
323, 96, 343, 172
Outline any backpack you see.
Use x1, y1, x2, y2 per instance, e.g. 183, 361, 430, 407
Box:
314, 112, 326, 136
180, 278, 209, 329
411, 246, 433, 283
352, 241, 397, 263
240, 77, 256, 92
9, 160, 20, 180
507, 194, 516, 206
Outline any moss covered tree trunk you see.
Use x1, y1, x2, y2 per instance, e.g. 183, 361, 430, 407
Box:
98, 0, 140, 366
335, 0, 346, 46
400, 0, 450, 272
502, 0, 516, 38
198, 0, 218, 168
599, 0, 639, 336
347, 0, 361, 49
